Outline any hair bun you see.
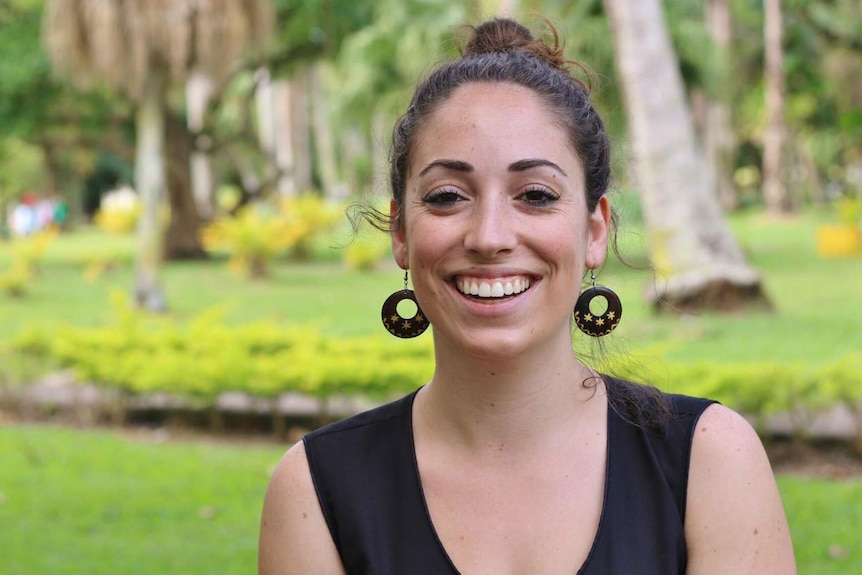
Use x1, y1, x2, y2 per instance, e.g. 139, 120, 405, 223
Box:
463, 18, 535, 56
462, 17, 569, 73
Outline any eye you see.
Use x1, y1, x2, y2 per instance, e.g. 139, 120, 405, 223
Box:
422, 187, 465, 207
518, 186, 559, 207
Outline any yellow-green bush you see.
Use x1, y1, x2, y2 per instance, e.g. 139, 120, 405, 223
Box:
0, 229, 58, 297
343, 230, 390, 271
278, 194, 342, 261
11, 308, 861, 446
201, 204, 306, 279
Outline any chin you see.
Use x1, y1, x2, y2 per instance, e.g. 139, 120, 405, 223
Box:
438, 330, 538, 363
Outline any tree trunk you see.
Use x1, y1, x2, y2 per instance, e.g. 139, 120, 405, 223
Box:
164, 109, 207, 260
310, 63, 343, 200
256, 69, 312, 198
290, 68, 313, 194
763, 0, 793, 214
705, 0, 739, 211
186, 70, 216, 220
605, 0, 771, 313
134, 71, 168, 312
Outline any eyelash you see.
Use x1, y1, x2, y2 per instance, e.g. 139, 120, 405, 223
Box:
421, 186, 560, 208
518, 186, 559, 207
422, 188, 464, 206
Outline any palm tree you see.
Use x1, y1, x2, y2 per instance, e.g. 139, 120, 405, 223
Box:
43, 0, 271, 311
763, 0, 792, 214
604, 0, 771, 312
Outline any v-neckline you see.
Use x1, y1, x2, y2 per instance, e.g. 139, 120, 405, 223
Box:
404, 389, 614, 575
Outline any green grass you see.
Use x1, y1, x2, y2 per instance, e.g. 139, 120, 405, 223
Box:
0, 424, 859, 574
0, 424, 282, 575
0, 226, 400, 339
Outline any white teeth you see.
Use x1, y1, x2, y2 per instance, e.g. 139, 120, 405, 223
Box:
457, 276, 531, 298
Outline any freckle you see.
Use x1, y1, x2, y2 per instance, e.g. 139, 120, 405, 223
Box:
701, 427, 707, 432
490, 372, 496, 376
754, 528, 759, 535
499, 443, 505, 451
302, 512, 308, 519
490, 402, 496, 407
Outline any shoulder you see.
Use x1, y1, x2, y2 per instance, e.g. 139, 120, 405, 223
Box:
258, 442, 345, 575
685, 404, 796, 574
306, 391, 415, 442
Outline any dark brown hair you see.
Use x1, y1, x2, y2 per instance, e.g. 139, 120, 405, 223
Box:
386, 17, 611, 230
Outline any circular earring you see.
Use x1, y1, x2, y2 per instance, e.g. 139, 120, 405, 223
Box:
574, 270, 622, 337
381, 271, 429, 338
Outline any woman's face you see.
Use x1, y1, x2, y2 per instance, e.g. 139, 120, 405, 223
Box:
392, 82, 610, 360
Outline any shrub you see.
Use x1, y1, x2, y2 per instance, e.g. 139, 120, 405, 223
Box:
278, 194, 342, 261
343, 230, 389, 271
0, 229, 57, 297
93, 186, 140, 234
201, 203, 306, 279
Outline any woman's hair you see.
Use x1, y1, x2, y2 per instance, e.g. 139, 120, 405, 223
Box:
386, 17, 611, 230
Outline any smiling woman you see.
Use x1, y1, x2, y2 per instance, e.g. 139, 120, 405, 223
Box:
258, 17, 796, 575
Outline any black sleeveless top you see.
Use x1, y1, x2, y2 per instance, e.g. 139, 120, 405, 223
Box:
304, 379, 714, 574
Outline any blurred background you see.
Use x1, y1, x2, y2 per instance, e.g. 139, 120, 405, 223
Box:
0, 0, 860, 573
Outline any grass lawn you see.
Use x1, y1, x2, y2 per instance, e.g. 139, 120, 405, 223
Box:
0, 424, 280, 575
1, 424, 860, 574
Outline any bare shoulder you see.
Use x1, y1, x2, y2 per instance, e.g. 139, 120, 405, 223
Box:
685, 403, 796, 574
258, 441, 345, 575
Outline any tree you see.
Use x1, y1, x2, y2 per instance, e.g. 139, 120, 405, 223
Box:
705, 0, 738, 211
604, 0, 771, 312
43, 0, 271, 310
762, 0, 792, 214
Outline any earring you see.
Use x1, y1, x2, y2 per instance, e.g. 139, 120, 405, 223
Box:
574, 270, 622, 337
381, 271, 429, 338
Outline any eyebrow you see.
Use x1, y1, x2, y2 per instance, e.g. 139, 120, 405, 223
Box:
508, 158, 568, 176
418, 159, 474, 177
418, 158, 567, 177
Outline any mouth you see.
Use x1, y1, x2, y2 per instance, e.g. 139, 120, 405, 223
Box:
454, 275, 533, 299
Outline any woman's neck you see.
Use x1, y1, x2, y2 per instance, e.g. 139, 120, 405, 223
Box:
415, 334, 604, 456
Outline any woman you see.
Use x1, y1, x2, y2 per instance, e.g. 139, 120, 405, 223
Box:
259, 17, 796, 574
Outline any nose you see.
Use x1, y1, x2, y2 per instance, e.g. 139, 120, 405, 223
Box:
463, 196, 517, 258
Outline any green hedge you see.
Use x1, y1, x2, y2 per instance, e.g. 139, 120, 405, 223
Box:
10, 308, 861, 443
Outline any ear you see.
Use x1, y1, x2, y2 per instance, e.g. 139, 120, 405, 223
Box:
585, 196, 611, 270
390, 200, 409, 270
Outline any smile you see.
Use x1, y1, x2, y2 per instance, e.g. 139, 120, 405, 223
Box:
455, 275, 532, 299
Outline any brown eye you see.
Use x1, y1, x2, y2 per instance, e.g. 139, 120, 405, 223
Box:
519, 187, 559, 207
423, 188, 465, 206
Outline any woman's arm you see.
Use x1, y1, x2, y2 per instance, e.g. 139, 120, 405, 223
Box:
685, 404, 796, 574
258, 442, 345, 575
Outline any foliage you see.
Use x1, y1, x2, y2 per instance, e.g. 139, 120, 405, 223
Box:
11, 298, 862, 447
835, 195, 860, 225
278, 194, 342, 261
92, 187, 140, 235
201, 203, 307, 279
0, 229, 57, 297
12, 298, 434, 403
343, 229, 391, 271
